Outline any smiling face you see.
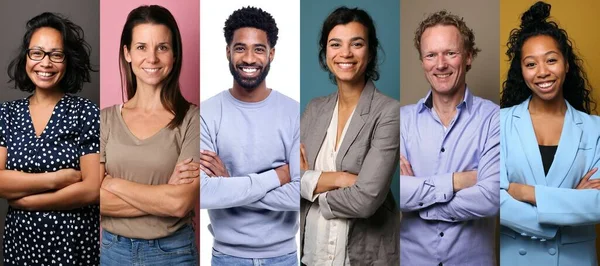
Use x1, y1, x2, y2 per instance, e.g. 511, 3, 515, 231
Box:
26, 27, 66, 92
325, 21, 369, 85
227, 27, 274, 91
521, 35, 568, 102
420, 25, 472, 96
124, 23, 174, 89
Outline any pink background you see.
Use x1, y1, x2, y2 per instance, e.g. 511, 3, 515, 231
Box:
99, 0, 200, 248
100, 0, 200, 108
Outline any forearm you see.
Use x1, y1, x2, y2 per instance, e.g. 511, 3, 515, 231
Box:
245, 179, 300, 211
200, 170, 280, 209
399, 172, 454, 211
535, 185, 600, 226
9, 180, 97, 211
103, 177, 198, 218
100, 188, 147, 218
0, 170, 56, 199
500, 189, 558, 239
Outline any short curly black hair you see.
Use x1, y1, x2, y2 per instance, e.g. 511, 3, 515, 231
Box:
500, 1, 594, 113
318, 6, 381, 84
7, 12, 95, 93
223, 6, 278, 47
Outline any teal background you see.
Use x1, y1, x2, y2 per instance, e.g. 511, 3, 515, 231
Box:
300, 0, 400, 204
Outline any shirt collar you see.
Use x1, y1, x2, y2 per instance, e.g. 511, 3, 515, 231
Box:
417, 85, 474, 115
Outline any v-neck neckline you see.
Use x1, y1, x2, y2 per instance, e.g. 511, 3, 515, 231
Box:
26, 94, 66, 139
116, 104, 170, 143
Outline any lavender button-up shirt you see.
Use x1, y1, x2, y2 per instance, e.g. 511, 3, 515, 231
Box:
400, 88, 500, 266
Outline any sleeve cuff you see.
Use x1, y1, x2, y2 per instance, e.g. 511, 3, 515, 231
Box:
300, 170, 322, 202
319, 192, 336, 219
250, 169, 281, 193
429, 173, 454, 203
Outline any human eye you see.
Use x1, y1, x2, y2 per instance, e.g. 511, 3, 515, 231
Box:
158, 45, 170, 51
50, 51, 65, 61
329, 42, 340, 48
524, 62, 536, 68
423, 53, 435, 60
29, 49, 44, 59
547, 58, 557, 64
352, 42, 364, 48
234, 46, 245, 52
255, 47, 266, 53
136, 45, 145, 51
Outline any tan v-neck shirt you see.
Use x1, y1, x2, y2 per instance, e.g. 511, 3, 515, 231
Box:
100, 104, 200, 239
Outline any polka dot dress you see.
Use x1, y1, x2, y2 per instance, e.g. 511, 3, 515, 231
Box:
0, 94, 100, 266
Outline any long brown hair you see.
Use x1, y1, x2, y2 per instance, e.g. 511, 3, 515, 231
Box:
119, 5, 190, 128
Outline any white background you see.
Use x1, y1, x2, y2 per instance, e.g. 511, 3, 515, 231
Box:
200, 0, 300, 265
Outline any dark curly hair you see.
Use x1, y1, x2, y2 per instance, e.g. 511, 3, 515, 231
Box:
7, 12, 95, 93
319, 6, 381, 83
500, 1, 594, 113
119, 5, 189, 129
414, 10, 480, 72
224, 6, 278, 47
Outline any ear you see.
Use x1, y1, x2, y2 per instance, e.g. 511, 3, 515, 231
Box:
465, 52, 473, 70
226, 45, 231, 61
123, 45, 132, 63
565, 61, 569, 73
269, 47, 275, 62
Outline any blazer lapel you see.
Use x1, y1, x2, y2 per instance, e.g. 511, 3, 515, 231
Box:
546, 102, 583, 187
307, 94, 337, 168
335, 80, 373, 170
513, 99, 547, 186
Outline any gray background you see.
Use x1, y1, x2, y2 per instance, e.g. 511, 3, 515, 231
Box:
400, 0, 500, 105
0, 0, 99, 264
300, 0, 401, 204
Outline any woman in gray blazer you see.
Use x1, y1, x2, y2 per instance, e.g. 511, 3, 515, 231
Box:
299, 6, 400, 266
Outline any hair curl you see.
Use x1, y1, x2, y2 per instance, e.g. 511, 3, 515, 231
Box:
318, 6, 381, 83
414, 10, 480, 71
224, 6, 278, 47
500, 1, 594, 113
7, 12, 95, 93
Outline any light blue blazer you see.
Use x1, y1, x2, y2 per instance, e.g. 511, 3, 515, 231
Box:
500, 98, 600, 266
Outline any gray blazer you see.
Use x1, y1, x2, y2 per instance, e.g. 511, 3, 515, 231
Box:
300, 80, 400, 266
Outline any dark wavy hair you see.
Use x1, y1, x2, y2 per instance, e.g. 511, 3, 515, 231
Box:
319, 6, 381, 84
119, 5, 190, 129
7, 12, 95, 93
500, 1, 594, 113
224, 6, 278, 47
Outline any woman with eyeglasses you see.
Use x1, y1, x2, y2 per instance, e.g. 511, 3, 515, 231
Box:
0, 12, 100, 265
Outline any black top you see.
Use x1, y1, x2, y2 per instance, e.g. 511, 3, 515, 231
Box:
539, 145, 558, 176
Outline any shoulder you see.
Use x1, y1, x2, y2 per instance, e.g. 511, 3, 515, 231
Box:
574, 109, 600, 131
372, 89, 400, 117
304, 92, 336, 113
272, 90, 299, 115
0, 98, 27, 110
183, 104, 200, 125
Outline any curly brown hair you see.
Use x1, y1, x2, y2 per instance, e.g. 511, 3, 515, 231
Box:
414, 10, 480, 71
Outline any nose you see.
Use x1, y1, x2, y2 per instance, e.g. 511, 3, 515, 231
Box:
40, 54, 53, 67
146, 50, 159, 64
340, 44, 353, 58
536, 64, 550, 78
435, 55, 447, 70
241, 50, 257, 65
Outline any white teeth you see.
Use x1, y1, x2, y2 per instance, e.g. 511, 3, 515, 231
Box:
537, 81, 554, 88
337, 63, 354, 69
143, 68, 159, 73
242, 68, 257, 73
435, 73, 451, 78
36, 72, 54, 77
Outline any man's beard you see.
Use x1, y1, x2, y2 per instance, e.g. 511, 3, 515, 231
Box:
229, 59, 271, 91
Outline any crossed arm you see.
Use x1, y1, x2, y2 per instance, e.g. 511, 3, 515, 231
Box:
400, 112, 500, 222
0, 147, 101, 211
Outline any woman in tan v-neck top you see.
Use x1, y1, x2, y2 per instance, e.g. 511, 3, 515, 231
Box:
99, 5, 199, 266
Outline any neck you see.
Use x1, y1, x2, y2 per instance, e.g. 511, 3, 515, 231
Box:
431, 84, 466, 114
230, 81, 270, 102
30, 88, 64, 106
529, 94, 566, 116
337, 77, 365, 108
127, 83, 164, 111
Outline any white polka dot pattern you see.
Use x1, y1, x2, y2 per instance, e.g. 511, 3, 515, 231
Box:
0, 94, 100, 265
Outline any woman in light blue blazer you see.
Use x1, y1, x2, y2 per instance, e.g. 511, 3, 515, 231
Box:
499, 1, 600, 265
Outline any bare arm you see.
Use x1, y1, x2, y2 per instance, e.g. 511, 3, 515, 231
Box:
9, 154, 100, 211
100, 188, 147, 217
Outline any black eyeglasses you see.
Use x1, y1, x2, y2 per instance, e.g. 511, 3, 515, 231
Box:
26, 49, 66, 63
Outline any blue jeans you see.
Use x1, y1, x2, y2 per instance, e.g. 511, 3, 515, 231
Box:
100, 225, 198, 266
212, 249, 298, 266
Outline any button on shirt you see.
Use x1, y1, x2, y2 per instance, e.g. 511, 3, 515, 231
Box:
399, 88, 500, 265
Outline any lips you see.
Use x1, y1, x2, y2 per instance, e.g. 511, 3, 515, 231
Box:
535, 80, 556, 91
335, 62, 356, 70
237, 65, 261, 78
34, 71, 57, 80
142, 67, 162, 75
434, 73, 452, 78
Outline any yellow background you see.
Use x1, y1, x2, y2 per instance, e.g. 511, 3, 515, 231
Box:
500, 0, 600, 114
501, 0, 600, 261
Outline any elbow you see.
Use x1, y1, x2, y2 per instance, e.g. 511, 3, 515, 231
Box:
170, 198, 195, 218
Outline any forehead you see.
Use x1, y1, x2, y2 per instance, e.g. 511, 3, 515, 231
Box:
231, 27, 269, 46
521, 35, 560, 56
131, 23, 172, 42
328, 21, 368, 40
29, 27, 64, 48
420, 24, 463, 51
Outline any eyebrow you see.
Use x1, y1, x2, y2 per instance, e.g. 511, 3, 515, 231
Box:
134, 42, 171, 46
232, 42, 267, 48
328, 37, 366, 43
522, 50, 560, 60
29, 46, 63, 51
